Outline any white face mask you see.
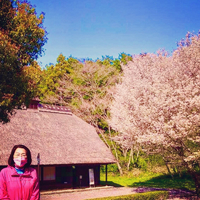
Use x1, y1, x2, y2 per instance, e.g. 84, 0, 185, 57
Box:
14, 158, 27, 168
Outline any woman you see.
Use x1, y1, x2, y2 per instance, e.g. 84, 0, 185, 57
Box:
0, 144, 39, 200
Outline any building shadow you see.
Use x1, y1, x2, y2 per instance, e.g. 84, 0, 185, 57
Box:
100, 180, 123, 187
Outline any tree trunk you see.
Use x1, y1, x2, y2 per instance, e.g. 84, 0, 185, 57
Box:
163, 157, 173, 178
108, 126, 123, 175
111, 141, 123, 175
182, 159, 200, 197
191, 172, 200, 197
98, 129, 110, 149
136, 149, 140, 160
96, 124, 123, 175
127, 147, 133, 171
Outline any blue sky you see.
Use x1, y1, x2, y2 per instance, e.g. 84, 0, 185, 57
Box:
30, 0, 200, 67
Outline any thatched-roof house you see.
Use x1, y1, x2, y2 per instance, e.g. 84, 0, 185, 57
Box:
0, 100, 115, 189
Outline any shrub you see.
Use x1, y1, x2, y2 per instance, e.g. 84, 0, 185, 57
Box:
87, 191, 169, 200
135, 157, 147, 171
100, 164, 119, 173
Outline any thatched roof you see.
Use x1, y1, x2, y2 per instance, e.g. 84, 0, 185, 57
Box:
0, 107, 116, 166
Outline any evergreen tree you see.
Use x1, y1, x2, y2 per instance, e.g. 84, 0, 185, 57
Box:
0, 0, 47, 123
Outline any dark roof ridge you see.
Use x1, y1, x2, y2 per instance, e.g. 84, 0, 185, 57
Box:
38, 104, 72, 115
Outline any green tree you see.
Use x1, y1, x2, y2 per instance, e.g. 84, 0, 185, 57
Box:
119, 52, 133, 65
23, 61, 43, 98
0, 0, 47, 123
39, 54, 121, 128
0, 0, 15, 31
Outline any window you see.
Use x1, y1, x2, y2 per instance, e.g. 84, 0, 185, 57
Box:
43, 166, 55, 181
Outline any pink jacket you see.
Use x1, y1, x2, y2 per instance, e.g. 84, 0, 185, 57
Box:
0, 166, 39, 200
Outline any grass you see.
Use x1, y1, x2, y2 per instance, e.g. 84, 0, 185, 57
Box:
100, 170, 195, 192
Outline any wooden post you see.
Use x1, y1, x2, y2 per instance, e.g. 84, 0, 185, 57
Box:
37, 153, 40, 198
105, 164, 108, 186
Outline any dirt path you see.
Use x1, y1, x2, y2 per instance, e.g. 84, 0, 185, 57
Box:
41, 187, 135, 200
40, 186, 198, 200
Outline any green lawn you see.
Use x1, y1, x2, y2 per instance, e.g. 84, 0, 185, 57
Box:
100, 172, 195, 191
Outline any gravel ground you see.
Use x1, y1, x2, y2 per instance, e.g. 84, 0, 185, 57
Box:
40, 186, 198, 200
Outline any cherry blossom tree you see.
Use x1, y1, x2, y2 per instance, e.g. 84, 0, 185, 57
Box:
109, 33, 200, 196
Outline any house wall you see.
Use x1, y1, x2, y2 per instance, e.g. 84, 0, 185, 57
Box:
73, 165, 100, 187
37, 164, 100, 190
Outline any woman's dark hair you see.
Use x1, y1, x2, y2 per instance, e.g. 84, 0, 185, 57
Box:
8, 144, 32, 167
